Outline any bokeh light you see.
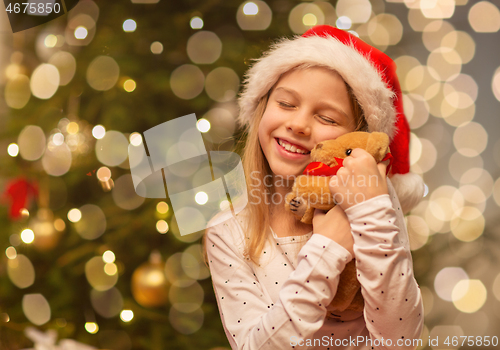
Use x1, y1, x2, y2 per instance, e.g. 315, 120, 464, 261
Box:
5, 246, 17, 259
5, 75, 30, 109
92, 125, 106, 139
468, 1, 500, 32
156, 202, 169, 214
7, 143, 19, 157
367, 14, 403, 47
74, 204, 106, 240
150, 41, 163, 54
21, 229, 35, 244
434, 267, 468, 301
123, 79, 136, 92
112, 174, 145, 210
452, 279, 487, 313
195, 191, 208, 205
170, 64, 205, 100
7, 254, 35, 289
186, 31, 222, 64
190, 16, 203, 29
44, 34, 57, 47
156, 220, 169, 234
237, 1, 272, 31
205, 67, 239, 102
91, 287, 123, 318
196, 118, 210, 133
97, 166, 112, 181
18, 125, 46, 161
165, 252, 196, 287
85, 322, 99, 334
182, 244, 210, 280
86, 56, 120, 91
450, 206, 484, 242
123, 19, 137, 32
169, 307, 204, 335
95, 130, 129, 166
30, 64, 60, 99
492, 67, 500, 102
288, 3, 325, 34
421, 0, 455, 19
85, 256, 118, 291
453, 122, 487, 157
103, 250, 116, 264
120, 310, 134, 322
42, 142, 72, 176
422, 20, 455, 52
169, 281, 204, 313
336, 0, 371, 24
74, 26, 88, 39
22, 294, 51, 326
67, 208, 82, 223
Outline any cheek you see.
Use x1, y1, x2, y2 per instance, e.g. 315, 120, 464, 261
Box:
258, 110, 276, 140
314, 129, 348, 144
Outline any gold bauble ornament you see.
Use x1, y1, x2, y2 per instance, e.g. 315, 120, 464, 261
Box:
30, 208, 63, 251
131, 251, 169, 307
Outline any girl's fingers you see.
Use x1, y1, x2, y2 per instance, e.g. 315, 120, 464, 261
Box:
377, 159, 390, 179
313, 208, 326, 218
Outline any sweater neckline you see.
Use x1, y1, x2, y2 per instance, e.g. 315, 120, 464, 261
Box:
270, 227, 312, 244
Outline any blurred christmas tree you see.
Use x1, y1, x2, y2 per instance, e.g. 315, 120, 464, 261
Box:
2, 0, 500, 349
0, 0, 288, 348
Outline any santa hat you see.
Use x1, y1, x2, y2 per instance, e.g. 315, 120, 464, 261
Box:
238, 25, 425, 214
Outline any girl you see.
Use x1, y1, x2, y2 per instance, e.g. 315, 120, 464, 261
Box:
205, 25, 425, 349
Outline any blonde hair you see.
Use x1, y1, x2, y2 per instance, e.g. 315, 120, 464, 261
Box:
238, 66, 366, 264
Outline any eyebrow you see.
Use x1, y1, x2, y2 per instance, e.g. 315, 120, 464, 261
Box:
273, 86, 350, 119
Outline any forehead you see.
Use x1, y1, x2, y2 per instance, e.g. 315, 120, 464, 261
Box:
275, 66, 344, 87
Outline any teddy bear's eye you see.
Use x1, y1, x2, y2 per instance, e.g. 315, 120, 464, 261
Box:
345, 149, 352, 156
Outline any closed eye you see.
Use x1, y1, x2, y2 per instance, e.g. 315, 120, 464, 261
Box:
317, 115, 337, 125
278, 101, 294, 108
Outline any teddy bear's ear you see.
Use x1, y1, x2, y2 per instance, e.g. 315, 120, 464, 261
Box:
366, 132, 390, 162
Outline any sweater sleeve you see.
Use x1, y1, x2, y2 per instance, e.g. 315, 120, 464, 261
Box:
205, 221, 352, 350
345, 190, 424, 349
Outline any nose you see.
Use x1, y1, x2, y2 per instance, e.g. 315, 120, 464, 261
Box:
285, 111, 311, 136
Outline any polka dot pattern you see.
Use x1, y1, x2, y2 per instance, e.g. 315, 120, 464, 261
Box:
204, 181, 423, 349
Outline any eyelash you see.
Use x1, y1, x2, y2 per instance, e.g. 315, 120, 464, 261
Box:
278, 101, 294, 108
278, 101, 337, 125
318, 116, 337, 125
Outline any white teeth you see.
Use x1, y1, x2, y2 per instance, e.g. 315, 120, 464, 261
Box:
278, 139, 309, 154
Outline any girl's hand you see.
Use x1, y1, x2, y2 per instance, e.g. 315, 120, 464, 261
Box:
312, 206, 354, 257
329, 148, 390, 211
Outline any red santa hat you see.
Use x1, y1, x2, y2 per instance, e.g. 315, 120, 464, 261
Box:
238, 25, 425, 213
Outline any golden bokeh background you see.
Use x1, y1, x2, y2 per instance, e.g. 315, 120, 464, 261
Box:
1, 0, 500, 349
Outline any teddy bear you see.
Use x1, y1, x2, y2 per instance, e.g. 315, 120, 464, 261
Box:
284, 131, 392, 313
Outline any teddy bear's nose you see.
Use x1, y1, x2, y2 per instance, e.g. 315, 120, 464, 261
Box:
315, 143, 323, 150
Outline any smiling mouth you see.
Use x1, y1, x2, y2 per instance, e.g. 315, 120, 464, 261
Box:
276, 138, 310, 155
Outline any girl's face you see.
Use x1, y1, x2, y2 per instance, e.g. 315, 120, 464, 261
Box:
258, 67, 357, 178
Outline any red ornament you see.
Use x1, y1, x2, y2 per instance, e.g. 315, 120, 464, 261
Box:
3, 178, 38, 219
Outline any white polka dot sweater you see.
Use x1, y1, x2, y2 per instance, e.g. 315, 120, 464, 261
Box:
205, 181, 424, 349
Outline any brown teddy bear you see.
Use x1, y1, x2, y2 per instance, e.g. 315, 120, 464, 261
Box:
284, 131, 392, 313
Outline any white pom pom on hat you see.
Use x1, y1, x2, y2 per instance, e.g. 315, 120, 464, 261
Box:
238, 25, 425, 213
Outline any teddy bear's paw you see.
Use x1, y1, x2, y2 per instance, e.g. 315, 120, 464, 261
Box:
285, 194, 308, 218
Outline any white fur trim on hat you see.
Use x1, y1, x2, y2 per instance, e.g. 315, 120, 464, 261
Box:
238, 35, 396, 138
390, 172, 426, 214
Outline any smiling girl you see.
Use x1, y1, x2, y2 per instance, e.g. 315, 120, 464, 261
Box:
205, 25, 425, 349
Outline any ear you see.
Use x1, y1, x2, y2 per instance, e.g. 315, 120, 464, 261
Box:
366, 132, 390, 162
